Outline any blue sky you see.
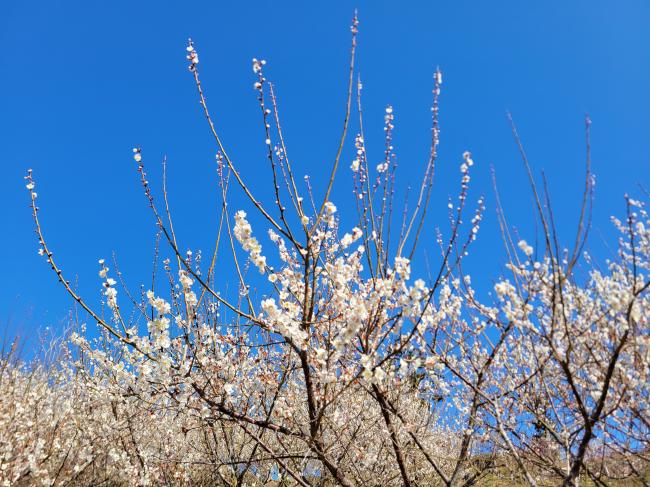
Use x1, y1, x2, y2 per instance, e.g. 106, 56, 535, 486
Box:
1, 1, 648, 350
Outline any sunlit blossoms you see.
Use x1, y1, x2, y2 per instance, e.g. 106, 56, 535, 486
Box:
14, 17, 649, 487
517, 239, 534, 256
186, 39, 199, 68
233, 210, 266, 273
102, 274, 118, 313
146, 289, 171, 315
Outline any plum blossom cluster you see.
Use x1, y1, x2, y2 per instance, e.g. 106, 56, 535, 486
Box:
233, 210, 266, 273
186, 39, 199, 69
98, 259, 119, 318
17, 199, 649, 485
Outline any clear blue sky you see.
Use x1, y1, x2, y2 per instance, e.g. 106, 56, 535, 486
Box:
1, 1, 648, 350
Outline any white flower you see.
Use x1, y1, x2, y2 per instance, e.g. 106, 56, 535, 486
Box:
517, 240, 534, 257
394, 256, 411, 280
146, 290, 172, 315
324, 202, 337, 214
494, 281, 514, 298
340, 227, 363, 249
261, 298, 279, 320
234, 211, 266, 273
462, 151, 474, 166
315, 348, 327, 364
179, 270, 194, 289
186, 42, 199, 65
414, 279, 426, 291
252, 58, 266, 74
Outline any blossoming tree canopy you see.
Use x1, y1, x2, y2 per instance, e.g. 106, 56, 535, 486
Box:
11, 14, 649, 487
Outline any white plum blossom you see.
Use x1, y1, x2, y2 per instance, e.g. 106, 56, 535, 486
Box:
324, 201, 337, 215
146, 290, 171, 315
394, 256, 411, 280
186, 40, 199, 67
340, 227, 363, 249
517, 239, 534, 257
233, 210, 266, 273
